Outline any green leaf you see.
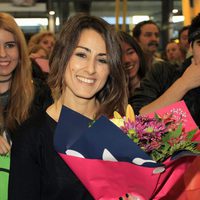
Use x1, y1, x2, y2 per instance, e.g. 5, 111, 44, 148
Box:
187, 129, 198, 140
162, 123, 183, 143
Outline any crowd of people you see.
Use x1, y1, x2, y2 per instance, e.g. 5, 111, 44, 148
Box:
0, 8, 200, 200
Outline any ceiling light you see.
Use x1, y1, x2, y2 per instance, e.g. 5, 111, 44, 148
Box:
172, 9, 179, 14
49, 10, 55, 15
15, 18, 48, 26
172, 15, 184, 23
132, 16, 150, 24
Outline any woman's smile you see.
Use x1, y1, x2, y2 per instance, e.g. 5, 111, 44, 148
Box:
76, 75, 95, 84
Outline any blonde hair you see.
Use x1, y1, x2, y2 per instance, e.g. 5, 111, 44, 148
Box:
0, 12, 34, 132
28, 31, 55, 54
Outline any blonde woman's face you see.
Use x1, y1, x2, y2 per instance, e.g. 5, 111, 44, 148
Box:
39, 35, 55, 54
0, 28, 19, 81
64, 29, 110, 101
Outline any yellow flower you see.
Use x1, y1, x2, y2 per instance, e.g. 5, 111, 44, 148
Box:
110, 104, 135, 127
126, 104, 135, 122
110, 118, 125, 127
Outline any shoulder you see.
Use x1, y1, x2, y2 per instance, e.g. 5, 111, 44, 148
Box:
143, 61, 176, 84
147, 61, 179, 83
129, 61, 178, 114
31, 79, 53, 114
13, 112, 56, 144
153, 60, 176, 72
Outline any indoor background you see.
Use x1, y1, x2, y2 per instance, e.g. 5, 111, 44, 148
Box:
0, 0, 198, 50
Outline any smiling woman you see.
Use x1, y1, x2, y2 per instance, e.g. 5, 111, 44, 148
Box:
9, 13, 128, 200
64, 29, 110, 104
0, 12, 34, 155
0, 12, 52, 200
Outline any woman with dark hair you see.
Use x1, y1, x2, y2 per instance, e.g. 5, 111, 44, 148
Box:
9, 13, 128, 199
117, 31, 147, 98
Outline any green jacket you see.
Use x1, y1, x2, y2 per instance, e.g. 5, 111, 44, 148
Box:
0, 155, 10, 200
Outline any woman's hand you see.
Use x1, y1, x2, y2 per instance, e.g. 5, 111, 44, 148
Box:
119, 193, 141, 200
0, 135, 11, 155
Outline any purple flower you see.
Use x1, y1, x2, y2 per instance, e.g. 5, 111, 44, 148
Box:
122, 115, 167, 152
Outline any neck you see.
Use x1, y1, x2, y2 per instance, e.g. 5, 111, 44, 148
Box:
0, 76, 12, 83
62, 97, 99, 120
145, 54, 154, 69
0, 79, 11, 94
46, 97, 99, 122
129, 75, 140, 97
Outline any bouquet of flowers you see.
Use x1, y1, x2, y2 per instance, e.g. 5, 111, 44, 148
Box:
54, 101, 200, 200
111, 104, 200, 163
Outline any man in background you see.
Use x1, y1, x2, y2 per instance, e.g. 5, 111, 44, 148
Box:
130, 13, 200, 128
132, 20, 163, 70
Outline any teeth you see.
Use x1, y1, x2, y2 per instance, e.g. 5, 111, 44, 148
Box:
125, 64, 135, 70
77, 76, 95, 83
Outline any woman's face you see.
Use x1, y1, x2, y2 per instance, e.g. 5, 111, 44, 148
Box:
39, 35, 55, 54
166, 42, 182, 62
64, 29, 110, 100
0, 28, 19, 81
122, 41, 140, 78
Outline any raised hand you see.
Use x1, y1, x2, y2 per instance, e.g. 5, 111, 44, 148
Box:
179, 58, 200, 91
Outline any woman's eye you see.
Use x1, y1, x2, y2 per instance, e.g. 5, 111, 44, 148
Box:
196, 40, 200, 45
5, 42, 16, 49
127, 49, 135, 55
75, 52, 86, 58
98, 58, 108, 64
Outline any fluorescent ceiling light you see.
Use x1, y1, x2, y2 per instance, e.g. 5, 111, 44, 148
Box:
55, 17, 60, 26
49, 10, 55, 15
15, 18, 48, 26
172, 9, 179, 14
102, 17, 131, 24
172, 15, 184, 23
132, 16, 150, 24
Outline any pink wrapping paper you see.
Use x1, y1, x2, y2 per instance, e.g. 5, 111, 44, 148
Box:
54, 101, 200, 200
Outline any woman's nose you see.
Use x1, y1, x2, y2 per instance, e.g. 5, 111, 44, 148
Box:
123, 53, 131, 63
86, 59, 96, 74
0, 46, 6, 57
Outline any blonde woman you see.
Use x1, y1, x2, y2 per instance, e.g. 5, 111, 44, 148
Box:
28, 31, 56, 58
0, 12, 52, 154
0, 12, 52, 200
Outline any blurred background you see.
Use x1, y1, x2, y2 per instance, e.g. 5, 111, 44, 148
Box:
0, 0, 199, 50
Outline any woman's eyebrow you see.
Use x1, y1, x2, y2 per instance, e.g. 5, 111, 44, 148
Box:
77, 46, 107, 56
77, 46, 91, 52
